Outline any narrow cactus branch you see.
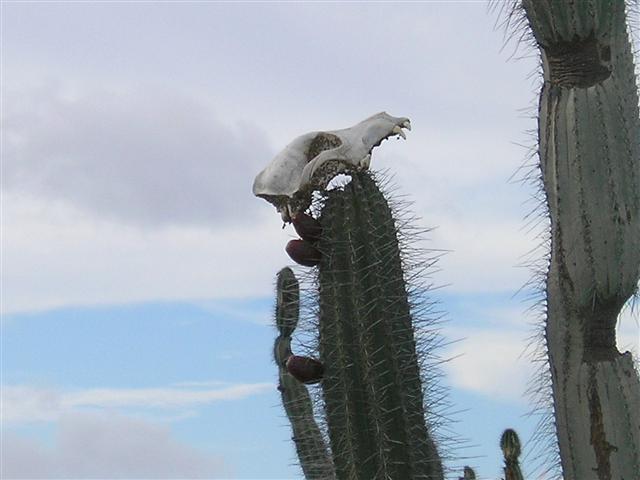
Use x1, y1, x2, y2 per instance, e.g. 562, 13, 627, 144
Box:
500, 429, 524, 480
521, 1, 640, 479
273, 267, 335, 480
316, 171, 443, 480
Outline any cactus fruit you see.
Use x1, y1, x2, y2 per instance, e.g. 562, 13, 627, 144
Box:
273, 267, 335, 479
292, 212, 323, 243
519, 1, 640, 478
500, 429, 524, 480
285, 239, 322, 267
315, 170, 444, 480
286, 355, 324, 385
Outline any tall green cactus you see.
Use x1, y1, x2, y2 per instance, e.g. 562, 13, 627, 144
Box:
315, 171, 444, 480
273, 267, 335, 480
520, 1, 640, 478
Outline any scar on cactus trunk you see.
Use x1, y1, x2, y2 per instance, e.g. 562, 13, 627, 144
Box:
315, 171, 444, 480
513, 1, 640, 479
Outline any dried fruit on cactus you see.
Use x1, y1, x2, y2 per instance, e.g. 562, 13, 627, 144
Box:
286, 355, 324, 384
285, 239, 321, 267
291, 212, 322, 243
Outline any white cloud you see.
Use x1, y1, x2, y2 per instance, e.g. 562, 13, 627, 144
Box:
1, 412, 228, 479
63, 384, 273, 409
429, 215, 535, 293
444, 328, 532, 402
1, 192, 292, 314
2, 383, 273, 424
443, 308, 639, 402
2, 83, 273, 227
618, 305, 640, 359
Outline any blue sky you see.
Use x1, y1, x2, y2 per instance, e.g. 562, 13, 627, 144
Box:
1, 2, 638, 479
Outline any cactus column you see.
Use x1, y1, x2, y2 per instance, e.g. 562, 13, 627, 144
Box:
316, 171, 443, 480
522, 1, 640, 479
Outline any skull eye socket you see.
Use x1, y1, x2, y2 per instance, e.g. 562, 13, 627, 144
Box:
306, 133, 342, 162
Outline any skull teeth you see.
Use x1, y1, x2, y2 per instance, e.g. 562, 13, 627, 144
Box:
392, 125, 407, 139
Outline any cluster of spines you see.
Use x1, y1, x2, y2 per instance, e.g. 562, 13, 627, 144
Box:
273, 267, 335, 480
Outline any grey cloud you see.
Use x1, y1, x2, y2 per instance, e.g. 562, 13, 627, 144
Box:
2, 84, 274, 228
1, 412, 228, 479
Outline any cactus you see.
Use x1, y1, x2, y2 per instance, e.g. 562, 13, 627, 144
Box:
315, 171, 444, 480
518, 1, 640, 479
500, 429, 524, 480
273, 267, 335, 480
458, 466, 476, 480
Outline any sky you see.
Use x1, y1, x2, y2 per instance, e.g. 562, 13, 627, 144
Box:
1, 2, 639, 480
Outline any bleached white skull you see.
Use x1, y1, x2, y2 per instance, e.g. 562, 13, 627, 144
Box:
252, 112, 411, 221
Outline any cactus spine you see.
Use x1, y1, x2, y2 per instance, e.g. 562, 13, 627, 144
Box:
500, 429, 524, 480
316, 171, 443, 480
521, 1, 640, 478
273, 267, 335, 480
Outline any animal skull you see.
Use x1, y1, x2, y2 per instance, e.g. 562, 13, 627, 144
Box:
252, 112, 411, 221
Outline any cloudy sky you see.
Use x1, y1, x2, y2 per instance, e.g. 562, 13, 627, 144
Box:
2, 2, 638, 479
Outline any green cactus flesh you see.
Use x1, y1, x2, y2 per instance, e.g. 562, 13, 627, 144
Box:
500, 429, 524, 480
316, 171, 443, 480
273, 267, 335, 480
459, 466, 476, 480
275, 267, 300, 338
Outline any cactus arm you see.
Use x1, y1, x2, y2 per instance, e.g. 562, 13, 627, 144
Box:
273, 268, 335, 480
317, 171, 443, 480
522, 1, 640, 478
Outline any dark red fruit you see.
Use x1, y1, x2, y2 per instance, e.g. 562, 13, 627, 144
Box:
286, 355, 324, 384
291, 212, 322, 243
285, 239, 321, 267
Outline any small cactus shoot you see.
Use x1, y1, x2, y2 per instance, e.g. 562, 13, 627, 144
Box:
500, 429, 524, 480
459, 466, 476, 480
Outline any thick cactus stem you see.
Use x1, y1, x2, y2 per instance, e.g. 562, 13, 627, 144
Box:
317, 171, 443, 480
273, 268, 335, 480
500, 429, 524, 480
522, 1, 640, 479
